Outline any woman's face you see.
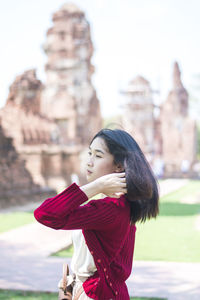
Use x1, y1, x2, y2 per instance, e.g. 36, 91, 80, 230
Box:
86, 137, 117, 182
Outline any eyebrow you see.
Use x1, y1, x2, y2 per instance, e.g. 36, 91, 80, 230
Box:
89, 146, 105, 154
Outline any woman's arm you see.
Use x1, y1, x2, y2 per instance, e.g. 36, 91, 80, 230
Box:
34, 183, 118, 230
34, 172, 126, 231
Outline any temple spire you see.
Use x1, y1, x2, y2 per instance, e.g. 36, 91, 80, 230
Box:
173, 61, 183, 89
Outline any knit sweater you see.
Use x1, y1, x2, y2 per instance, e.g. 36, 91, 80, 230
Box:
34, 183, 136, 300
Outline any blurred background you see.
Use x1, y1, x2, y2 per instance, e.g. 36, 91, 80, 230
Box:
0, 0, 200, 196
0, 1, 200, 299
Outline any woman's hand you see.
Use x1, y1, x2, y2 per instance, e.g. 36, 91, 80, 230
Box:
96, 172, 127, 198
80, 172, 127, 199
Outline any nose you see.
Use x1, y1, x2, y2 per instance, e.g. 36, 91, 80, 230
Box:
87, 156, 94, 167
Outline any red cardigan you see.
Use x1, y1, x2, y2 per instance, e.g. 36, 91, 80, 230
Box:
34, 183, 136, 299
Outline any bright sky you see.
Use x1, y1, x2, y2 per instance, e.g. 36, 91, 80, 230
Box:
1, 0, 200, 117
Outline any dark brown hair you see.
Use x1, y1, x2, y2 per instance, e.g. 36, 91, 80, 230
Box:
90, 128, 159, 224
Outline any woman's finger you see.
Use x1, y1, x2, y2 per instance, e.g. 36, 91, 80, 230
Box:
114, 192, 123, 198
119, 181, 126, 186
120, 178, 126, 182
114, 172, 125, 177
119, 187, 127, 193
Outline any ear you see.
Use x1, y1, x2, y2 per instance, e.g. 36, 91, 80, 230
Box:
115, 164, 125, 173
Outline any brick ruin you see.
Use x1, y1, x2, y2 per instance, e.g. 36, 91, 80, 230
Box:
120, 76, 155, 156
160, 62, 197, 176
0, 3, 102, 207
0, 123, 53, 208
120, 62, 198, 177
0, 3, 198, 209
42, 3, 102, 144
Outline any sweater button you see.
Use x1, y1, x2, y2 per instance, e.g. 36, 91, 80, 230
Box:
109, 282, 112, 287
115, 291, 118, 295
104, 268, 107, 272
90, 251, 94, 255
97, 259, 101, 263
106, 275, 109, 279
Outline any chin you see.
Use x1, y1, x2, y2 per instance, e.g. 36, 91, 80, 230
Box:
86, 174, 93, 183
86, 173, 98, 183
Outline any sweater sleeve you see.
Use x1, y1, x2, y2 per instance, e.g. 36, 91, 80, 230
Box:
34, 183, 118, 230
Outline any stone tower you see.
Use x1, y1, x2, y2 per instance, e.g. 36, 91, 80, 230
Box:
120, 76, 155, 156
160, 62, 197, 174
41, 3, 102, 145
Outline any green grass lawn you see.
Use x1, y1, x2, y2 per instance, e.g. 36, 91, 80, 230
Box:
0, 290, 166, 299
52, 243, 74, 257
0, 290, 55, 300
0, 212, 35, 233
54, 180, 200, 262
134, 180, 200, 262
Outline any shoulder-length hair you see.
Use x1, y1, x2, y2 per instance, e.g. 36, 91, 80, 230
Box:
90, 128, 159, 224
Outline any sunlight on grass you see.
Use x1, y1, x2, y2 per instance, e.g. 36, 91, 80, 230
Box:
0, 212, 35, 233
0, 290, 56, 300
134, 180, 200, 262
52, 244, 74, 257
134, 215, 200, 262
161, 180, 200, 203
0, 290, 166, 300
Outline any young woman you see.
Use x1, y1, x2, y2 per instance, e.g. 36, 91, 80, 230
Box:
34, 128, 159, 300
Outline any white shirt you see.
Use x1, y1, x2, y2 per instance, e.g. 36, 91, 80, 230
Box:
71, 229, 97, 277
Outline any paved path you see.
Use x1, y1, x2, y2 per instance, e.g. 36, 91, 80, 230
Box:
128, 261, 200, 300
0, 223, 71, 257
0, 179, 200, 299
0, 252, 199, 300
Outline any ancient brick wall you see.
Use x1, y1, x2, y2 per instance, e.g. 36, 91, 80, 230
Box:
0, 124, 54, 208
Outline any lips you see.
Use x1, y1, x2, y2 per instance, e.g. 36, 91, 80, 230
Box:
87, 169, 93, 174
